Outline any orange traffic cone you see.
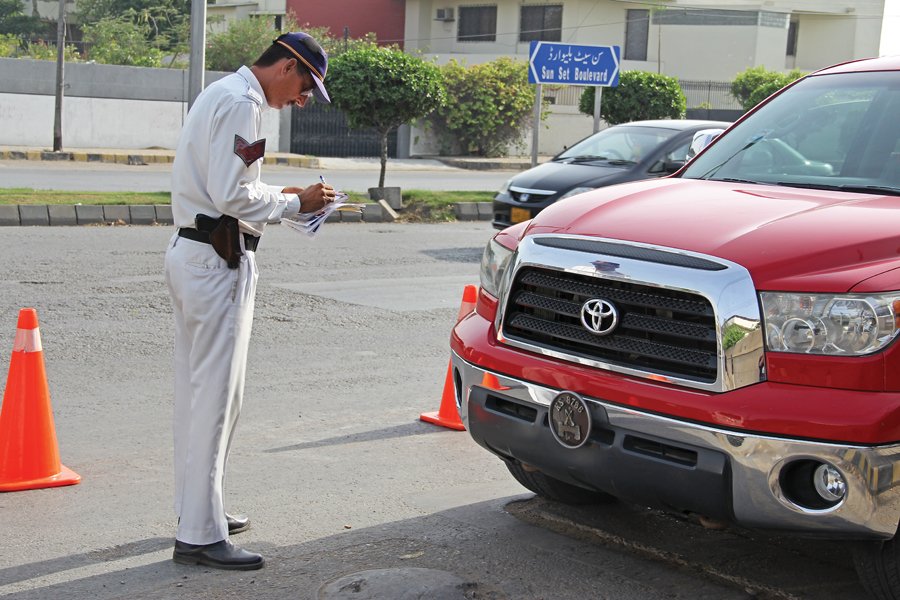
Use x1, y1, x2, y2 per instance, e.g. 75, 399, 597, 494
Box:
0, 308, 80, 492
420, 285, 479, 431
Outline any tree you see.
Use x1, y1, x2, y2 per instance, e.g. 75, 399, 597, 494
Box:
327, 45, 446, 188
429, 57, 536, 157
82, 16, 162, 66
579, 70, 685, 125
205, 15, 377, 72
731, 65, 804, 111
0, 0, 44, 37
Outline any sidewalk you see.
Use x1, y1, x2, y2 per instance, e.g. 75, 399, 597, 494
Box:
0, 146, 543, 171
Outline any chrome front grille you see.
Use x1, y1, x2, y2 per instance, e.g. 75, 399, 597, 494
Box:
496, 235, 766, 393
504, 268, 718, 381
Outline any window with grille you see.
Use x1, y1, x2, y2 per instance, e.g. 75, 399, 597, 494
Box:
458, 5, 497, 42
520, 4, 562, 42
624, 9, 649, 61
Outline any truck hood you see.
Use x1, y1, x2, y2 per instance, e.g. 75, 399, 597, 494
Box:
526, 178, 900, 292
510, 160, 627, 192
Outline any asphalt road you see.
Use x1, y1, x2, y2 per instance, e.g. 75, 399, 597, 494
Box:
0, 159, 515, 193
0, 223, 873, 599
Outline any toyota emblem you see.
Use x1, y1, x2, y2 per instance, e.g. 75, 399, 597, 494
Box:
580, 299, 618, 336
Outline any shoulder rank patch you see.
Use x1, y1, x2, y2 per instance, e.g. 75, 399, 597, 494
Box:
233, 134, 266, 167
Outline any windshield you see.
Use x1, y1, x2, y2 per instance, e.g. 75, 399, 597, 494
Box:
557, 126, 678, 164
681, 71, 900, 195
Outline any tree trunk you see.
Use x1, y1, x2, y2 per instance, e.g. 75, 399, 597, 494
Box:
379, 129, 389, 188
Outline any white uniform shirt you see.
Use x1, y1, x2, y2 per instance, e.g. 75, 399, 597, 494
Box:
171, 66, 301, 234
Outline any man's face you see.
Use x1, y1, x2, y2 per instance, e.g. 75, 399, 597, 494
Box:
270, 59, 316, 109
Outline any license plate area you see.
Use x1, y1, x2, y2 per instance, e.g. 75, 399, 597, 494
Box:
510, 207, 531, 223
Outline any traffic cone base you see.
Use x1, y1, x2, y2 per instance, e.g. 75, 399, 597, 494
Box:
420, 363, 466, 431
0, 463, 80, 492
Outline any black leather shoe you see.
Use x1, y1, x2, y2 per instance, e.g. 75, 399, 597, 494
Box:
227, 513, 250, 535
173, 539, 264, 570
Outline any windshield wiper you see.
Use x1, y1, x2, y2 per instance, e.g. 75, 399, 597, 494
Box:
775, 181, 900, 196
714, 177, 761, 185
699, 131, 769, 179
566, 155, 618, 163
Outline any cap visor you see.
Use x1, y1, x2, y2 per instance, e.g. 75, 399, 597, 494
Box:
312, 76, 330, 103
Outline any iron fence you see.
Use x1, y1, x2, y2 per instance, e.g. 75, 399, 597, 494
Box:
290, 101, 397, 158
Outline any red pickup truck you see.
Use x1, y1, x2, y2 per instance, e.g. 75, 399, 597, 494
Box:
450, 55, 900, 598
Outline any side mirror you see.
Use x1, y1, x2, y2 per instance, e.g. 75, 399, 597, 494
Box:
687, 128, 725, 160
663, 159, 685, 174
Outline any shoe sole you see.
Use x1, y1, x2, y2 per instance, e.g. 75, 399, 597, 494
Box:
228, 523, 251, 535
173, 553, 265, 571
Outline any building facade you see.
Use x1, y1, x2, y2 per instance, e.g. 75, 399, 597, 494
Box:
404, 0, 890, 80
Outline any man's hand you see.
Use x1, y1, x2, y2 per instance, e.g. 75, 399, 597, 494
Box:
284, 184, 336, 213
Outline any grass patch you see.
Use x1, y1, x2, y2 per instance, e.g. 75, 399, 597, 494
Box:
398, 190, 494, 222
0, 189, 171, 205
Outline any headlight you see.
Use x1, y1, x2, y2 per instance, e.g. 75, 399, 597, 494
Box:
557, 186, 595, 201
760, 292, 900, 355
480, 238, 513, 299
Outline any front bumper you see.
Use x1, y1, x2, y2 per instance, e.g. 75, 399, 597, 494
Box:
451, 351, 900, 539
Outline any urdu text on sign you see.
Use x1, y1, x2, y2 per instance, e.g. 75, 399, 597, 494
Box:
527, 41, 621, 87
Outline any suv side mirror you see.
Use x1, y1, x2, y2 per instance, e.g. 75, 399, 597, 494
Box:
687, 129, 725, 160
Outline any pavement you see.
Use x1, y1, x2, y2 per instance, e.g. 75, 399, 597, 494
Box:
0, 145, 539, 226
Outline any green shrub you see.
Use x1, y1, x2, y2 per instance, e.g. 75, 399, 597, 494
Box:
731, 66, 804, 111
83, 16, 161, 66
578, 71, 685, 125
430, 57, 537, 157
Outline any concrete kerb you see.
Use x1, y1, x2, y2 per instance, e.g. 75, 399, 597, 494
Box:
0, 202, 493, 226
0, 147, 321, 168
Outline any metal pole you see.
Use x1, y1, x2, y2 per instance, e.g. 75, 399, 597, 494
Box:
531, 83, 542, 168
592, 87, 602, 133
52, 0, 65, 151
187, 0, 207, 110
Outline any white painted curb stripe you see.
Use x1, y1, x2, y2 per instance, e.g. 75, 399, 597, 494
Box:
13, 327, 42, 353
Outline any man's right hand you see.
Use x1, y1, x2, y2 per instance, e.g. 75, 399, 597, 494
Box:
285, 184, 336, 213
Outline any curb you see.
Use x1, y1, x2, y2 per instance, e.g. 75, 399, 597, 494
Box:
0, 203, 494, 226
0, 149, 320, 168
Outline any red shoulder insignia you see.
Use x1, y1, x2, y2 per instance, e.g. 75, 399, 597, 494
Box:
233, 135, 266, 167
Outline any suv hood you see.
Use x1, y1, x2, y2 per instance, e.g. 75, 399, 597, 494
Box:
510, 160, 627, 192
525, 178, 900, 292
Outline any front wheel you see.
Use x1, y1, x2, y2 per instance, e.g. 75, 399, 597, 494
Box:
506, 460, 616, 505
853, 538, 900, 599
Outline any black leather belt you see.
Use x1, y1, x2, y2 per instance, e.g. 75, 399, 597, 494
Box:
177, 228, 260, 252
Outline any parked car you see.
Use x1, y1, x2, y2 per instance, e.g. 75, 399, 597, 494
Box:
452, 55, 900, 598
491, 119, 731, 229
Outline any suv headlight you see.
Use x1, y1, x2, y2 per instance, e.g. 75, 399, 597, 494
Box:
760, 292, 900, 355
480, 238, 513, 299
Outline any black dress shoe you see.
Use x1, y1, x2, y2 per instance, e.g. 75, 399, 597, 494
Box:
173, 539, 264, 570
227, 513, 250, 535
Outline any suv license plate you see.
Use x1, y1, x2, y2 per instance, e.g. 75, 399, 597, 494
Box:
510, 207, 531, 223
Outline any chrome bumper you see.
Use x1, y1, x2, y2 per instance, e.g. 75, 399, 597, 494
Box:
452, 351, 900, 539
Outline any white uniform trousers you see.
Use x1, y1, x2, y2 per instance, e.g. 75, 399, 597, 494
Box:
164, 232, 259, 545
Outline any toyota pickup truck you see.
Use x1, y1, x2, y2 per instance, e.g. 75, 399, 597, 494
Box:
450, 55, 900, 598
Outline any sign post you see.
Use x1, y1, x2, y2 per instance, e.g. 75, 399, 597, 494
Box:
528, 41, 620, 166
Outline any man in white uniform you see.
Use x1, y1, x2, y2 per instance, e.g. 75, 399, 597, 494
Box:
165, 31, 335, 571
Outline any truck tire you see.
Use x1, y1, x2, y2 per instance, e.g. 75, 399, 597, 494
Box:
506, 460, 616, 505
853, 539, 900, 599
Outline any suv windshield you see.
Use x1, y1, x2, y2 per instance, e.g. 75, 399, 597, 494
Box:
681, 71, 900, 195
557, 126, 677, 165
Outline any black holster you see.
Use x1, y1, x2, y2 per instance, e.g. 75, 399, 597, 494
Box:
196, 214, 242, 269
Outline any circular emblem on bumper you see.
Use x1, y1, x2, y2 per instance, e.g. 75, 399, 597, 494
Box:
549, 392, 592, 449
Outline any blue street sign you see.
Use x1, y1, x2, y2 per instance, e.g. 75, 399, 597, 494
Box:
528, 41, 620, 87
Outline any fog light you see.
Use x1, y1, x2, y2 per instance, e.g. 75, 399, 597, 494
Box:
813, 463, 847, 502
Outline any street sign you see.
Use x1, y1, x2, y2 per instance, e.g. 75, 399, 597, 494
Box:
528, 41, 620, 87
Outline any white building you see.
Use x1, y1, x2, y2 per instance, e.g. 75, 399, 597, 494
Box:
405, 0, 891, 80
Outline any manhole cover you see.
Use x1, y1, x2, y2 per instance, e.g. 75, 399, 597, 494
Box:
318, 567, 468, 599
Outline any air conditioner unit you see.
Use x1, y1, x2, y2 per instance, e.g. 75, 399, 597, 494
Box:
435, 7, 455, 21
